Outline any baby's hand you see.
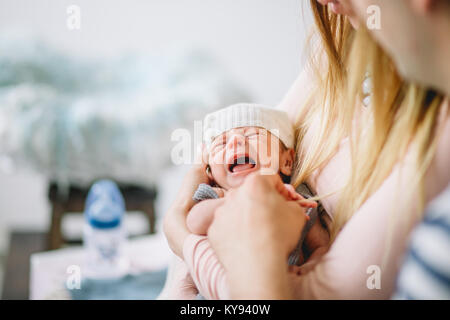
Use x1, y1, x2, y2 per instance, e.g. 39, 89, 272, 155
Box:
296, 213, 330, 274
212, 187, 226, 198
283, 184, 318, 209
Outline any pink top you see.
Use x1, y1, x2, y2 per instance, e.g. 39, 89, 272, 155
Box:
182, 71, 450, 299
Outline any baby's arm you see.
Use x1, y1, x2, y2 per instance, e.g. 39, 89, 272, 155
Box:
183, 234, 314, 300
187, 198, 225, 235
305, 211, 330, 259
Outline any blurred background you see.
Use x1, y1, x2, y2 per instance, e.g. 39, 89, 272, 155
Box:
0, 0, 313, 299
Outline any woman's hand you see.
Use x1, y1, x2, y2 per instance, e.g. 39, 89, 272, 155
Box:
207, 173, 310, 299
163, 144, 211, 257
284, 184, 318, 209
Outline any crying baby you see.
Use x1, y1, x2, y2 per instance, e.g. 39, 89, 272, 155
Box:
187, 103, 329, 268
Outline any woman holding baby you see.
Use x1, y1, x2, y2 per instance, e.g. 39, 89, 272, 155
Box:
163, 0, 450, 299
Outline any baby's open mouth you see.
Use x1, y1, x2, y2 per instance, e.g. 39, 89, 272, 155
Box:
228, 156, 256, 173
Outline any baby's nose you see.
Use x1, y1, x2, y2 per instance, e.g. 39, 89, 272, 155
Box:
227, 134, 245, 149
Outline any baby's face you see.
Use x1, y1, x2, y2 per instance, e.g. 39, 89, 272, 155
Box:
208, 126, 294, 190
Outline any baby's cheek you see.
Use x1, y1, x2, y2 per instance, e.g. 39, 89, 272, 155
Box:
254, 145, 271, 169
258, 139, 282, 171
210, 154, 226, 177
210, 151, 225, 166
259, 154, 279, 173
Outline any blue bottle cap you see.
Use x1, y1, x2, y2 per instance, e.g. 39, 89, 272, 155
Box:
85, 180, 125, 229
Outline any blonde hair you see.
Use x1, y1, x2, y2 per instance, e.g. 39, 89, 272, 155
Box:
292, 1, 445, 243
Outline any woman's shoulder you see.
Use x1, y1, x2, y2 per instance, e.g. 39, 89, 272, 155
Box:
277, 64, 318, 122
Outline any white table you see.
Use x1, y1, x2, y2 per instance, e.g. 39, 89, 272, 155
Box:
30, 233, 171, 299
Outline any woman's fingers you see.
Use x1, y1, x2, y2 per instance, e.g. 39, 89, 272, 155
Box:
284, 184, 302, 200
174, 145, 211, 207
297, 199, 318, 208
244, 173, 291, 200
211, 177, 309, 257
194, 143, 209, 169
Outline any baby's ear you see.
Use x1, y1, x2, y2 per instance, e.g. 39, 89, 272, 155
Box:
206, 165, 214, 181
280, 148, 295, 176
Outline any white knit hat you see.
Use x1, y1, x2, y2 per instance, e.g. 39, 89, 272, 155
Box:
203, 103, 294, 149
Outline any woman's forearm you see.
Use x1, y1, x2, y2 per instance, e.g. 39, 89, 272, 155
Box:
163, 201, 192, 258
164, 143, 211, 257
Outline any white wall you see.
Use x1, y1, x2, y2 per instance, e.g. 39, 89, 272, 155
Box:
0, 0, 313, 253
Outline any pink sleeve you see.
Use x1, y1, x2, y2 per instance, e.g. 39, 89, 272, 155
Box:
183, 234, 230, 300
